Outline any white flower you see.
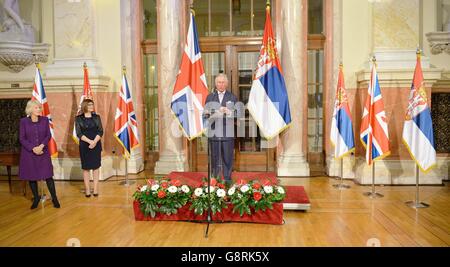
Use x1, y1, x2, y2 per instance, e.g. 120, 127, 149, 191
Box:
205, 186, 215, 193
216, 189, 226, 198
194, 188, 203, 197
181, 185, 190, 193
277, 186, 285, 194
263, 185, 273, 194
140, 185, 148, 192
228, 187, 236, 196
240, 185, 250, 193
168, 186, 177, 193
151, 184, 159, 191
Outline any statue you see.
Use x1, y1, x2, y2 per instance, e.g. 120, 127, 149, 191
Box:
0, 0, 49, 72
0, 0, 35, 42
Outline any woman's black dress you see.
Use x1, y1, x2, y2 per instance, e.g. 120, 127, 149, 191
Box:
77, 114, 102, 170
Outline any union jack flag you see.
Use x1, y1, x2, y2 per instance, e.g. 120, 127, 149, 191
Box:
360, 60, 390, 165
32, 64, 58, 158
114, 68, 140, 158
170, 11, 209, 140
72, 63, 94, 144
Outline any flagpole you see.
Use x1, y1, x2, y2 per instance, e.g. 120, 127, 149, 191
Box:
333, 157, 350, 189
363, 161, 383, 198
119, 156, 134, 186
405, 164, 429, 208
404, 49, 430, 209
40, 180, 47, 205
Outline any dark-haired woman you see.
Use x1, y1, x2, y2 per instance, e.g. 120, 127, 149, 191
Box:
75, 99, 103, 197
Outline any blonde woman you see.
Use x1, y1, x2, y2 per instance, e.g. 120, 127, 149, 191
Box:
18, 100, 60, 209
75, 99, 103, 197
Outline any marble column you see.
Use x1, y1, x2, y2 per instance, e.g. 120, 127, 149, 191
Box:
154, 0, 187, 174
276, 0, 310, 176
46, 0, 103, 77
118, 0, 144, 173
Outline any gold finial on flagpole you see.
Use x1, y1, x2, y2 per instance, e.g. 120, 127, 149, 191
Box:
339, 61, 343, 69
33, 54, 40, 69
83, 62, 87, 69
416, 46, 422, 59
266, 0, 270, 10
190, 0, 195, 16
371, 55, 377, 67
122, 65, 127, 74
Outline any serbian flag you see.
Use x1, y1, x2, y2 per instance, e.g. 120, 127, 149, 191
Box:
247, 4, 291, 139
402, 52, 436, 172
114, 68, 140, 158
330, 65, 355, 158
32, 64, 58, 158
170, 11, 209, 140
360, 60, 390, 165
72, 63, 94, 143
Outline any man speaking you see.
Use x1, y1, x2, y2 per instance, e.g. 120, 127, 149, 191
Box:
204, 73, 238, 185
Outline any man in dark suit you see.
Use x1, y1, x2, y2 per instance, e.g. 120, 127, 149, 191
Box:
204, 73, 238, 184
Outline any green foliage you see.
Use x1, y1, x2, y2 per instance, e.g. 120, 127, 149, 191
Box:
133, 178, 191, 218
229, 179, 286, 217
189, 177, 228, 215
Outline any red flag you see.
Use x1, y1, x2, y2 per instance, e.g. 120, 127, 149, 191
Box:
72, 63, 94, 143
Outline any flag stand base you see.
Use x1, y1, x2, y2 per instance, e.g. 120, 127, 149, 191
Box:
119, 158, 135, 186
333, 183, 351, 189
333, 158, 350, 189
405, 201, 429, 209
363, 162, 384, 198
405, 165, 429, 209
363, 191, 384, 198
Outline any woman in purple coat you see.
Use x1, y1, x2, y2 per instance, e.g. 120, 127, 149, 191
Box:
19, 100, 60, 209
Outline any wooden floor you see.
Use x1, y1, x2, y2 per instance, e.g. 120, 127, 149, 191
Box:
0, 174, 449, 247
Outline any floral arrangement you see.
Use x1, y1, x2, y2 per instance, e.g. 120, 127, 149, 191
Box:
228, 179, 286, 216
189, 177, 228, 215
133, 178, 191, 218
133, 177, 286, 218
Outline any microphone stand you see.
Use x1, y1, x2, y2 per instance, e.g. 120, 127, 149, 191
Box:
205, 127, 212, 238
204, 108, 228, 238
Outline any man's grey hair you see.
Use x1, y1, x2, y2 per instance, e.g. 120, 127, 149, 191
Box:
215, 73, 229, 84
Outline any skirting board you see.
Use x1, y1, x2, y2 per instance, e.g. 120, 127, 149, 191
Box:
0, 155, 144, 181
326, 156, 448, 185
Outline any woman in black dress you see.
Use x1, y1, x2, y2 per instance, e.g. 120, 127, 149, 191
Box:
75, 99, 103, 197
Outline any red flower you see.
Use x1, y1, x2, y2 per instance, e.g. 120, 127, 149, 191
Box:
217, 183, 225, 189
161, 182, 169, 189
157, 191, 166, 198
252, 183, 261, 190
210, 178, 217, 187
172, 179, 182, 187
146, 191, 150, 195
253, 192, 262, 201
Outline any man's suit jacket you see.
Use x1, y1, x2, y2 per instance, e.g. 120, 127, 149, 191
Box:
204, 90, 238, 140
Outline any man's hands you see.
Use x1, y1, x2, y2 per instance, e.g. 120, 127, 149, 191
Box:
219, 106, 231, 115
32, 144, 45, 155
